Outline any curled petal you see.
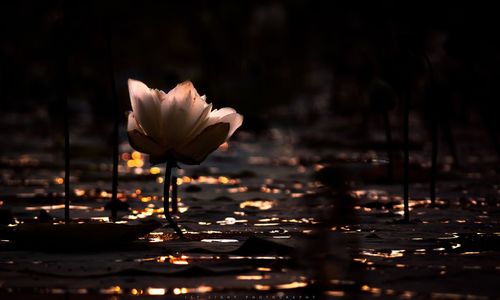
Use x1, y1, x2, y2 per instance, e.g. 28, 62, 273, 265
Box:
127, 112, 145, 135
167, 81, 201, 102
174, 123, 230, 164
210, 107, 236, 118
184, 103, 213, 144
218, 112, 243, 138
128, 79, 161, 140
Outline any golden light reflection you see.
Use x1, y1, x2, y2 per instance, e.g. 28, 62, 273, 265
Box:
276, 282, 308, 289
127, 159, 144, 168
173, 288, 188, 295
228, 187, 248, 193
237, 275, 264, 280
239, 200, 274, 210
131, 288, 143, 295
171, 286, 213, 294
361, 249, 405, 258
218, 176, 229, 184
54, 177, 64, 184
191, 286, 213, 293
326, 291, 345, 297
260, 187, 281, 194
131, 151, 141, 160
156, 255, 190, 265
146, 288, 165, 295
191, 175, 238, 185
461, 252, 480, 255
282, 218, 318, 224
74, 188, 85, 197
140, 196, 152, 203
216, 217, 247, 225
201, 239, 239, 243
100, 286, 122, 294
254, 284, 271, 291
25, 204, 92, 211
150, 167, 161, 175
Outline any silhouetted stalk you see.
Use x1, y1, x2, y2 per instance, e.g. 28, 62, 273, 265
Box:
424, 53, 438, 206
60, 6, 69, 225
164, 161, 184, 238
171, 176, 178, 213
105, 21, 119, 221
64, 96, 70, 224
430, 120, 438, 205
403, 93, 410, 223
384, 111, 394, 181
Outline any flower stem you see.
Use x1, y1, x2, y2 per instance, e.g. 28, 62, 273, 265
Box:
171, 176, 178, 213
164, 161, 184, 239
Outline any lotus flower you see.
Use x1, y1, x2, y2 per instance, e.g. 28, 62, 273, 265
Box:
127, 79, 243, 165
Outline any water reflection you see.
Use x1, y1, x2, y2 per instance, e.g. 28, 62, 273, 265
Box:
3, 111, 498, 300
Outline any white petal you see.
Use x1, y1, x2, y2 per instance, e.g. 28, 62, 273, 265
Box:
160, 93, 176, 148
167, 80, 201, 100
218, 113, 243, 138
210, 107, 236, 118
127, 112, 145, 134
162, 81, 208, 146
128, 79, 161, 141
203, 107, 238, 129
170, 95, 191, 144
183, 103, 213, 143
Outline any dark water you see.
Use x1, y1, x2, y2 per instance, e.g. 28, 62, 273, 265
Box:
0, 108, 498, 299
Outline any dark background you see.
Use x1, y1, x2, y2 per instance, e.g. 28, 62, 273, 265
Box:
1, 1, 499, 145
